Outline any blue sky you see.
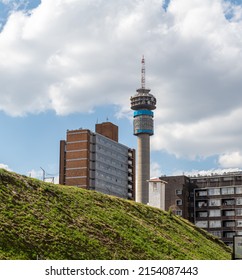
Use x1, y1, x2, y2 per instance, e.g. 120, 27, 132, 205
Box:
1, 0, 242, 181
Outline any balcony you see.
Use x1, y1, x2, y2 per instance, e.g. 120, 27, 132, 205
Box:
223, 231, 236, 239
196, 211, 208, 218
221, 210, 236, 219
196, 201, 208, 209
128, 152, 133, 158
195, 190, 208, 197
222, 221, 236, 228
222, 199, 235, 207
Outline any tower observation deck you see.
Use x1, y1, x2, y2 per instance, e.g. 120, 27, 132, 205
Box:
130, 56, 156, 204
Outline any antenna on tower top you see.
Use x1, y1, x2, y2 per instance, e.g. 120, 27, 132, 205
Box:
141, 55, 145, 89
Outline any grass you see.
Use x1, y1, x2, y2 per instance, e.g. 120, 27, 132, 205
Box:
0, 168, 231, 260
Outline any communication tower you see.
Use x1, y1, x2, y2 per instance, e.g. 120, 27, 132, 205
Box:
130, 56, 156, 204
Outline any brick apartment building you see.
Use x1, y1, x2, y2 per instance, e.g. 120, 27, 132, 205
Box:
191, 172, 242, 246
158, 175, 197, 222
59, 122, 135, 200
157, 172, 242, 246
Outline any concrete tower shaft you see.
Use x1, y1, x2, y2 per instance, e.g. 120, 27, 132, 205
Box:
136, 134, 150, 204
130, 56, 156, 204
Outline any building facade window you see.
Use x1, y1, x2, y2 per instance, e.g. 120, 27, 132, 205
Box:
175, 210, 182, 216
222, 199, 235, 206
209, 210, 221, 217
237, 220, 242, 227
198, 190, 207, 196
221, 187, 234, 195
209, 220, 221, 228
223, 210, 235, 216
210, 231, 222, 238
197, 211, 208, 218
224, 232, 235, 238
224, 221, 235, 227
236, 209, 242, 216
209, 199, 221, 206
197, 201, 207, 208
208, 188, 220, 196
175, 189, 182, 195
195, 221, 208, 228
176, 199, 182, 206
236, 186, 242, 194
236, 198, 242, 205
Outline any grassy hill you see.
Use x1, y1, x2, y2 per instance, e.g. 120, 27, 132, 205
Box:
0, 168, 231, 260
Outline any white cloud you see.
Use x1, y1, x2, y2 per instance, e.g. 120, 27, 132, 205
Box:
173, 167, 241, 177
218, 151, 242, 168
150, 161, 162, 178
0, 0, 11, 4
1, 0, 242, 164
150, 0, 242, 161
152, 107, 242, 159
0, 0, 163, 116
0, 163, 11, 171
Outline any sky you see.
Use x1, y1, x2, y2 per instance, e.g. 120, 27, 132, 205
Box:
1, 0, 242, 181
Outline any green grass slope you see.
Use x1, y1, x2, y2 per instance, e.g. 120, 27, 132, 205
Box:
0, 169, 231, 260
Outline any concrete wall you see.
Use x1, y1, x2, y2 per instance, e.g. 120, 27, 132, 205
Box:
148, 180, 166, 210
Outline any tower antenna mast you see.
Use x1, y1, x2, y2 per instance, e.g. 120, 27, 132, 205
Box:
141, 55, 145, 89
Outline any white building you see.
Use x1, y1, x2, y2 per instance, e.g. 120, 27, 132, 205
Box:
148, 178, 167, 210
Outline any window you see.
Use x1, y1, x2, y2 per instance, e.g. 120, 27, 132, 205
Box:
210, 231, 222, 238
197, 190, 207, 196
224, 232, 235, 238
236, 198, 242, 205
223, 177, 233, 181
222, 199, 235, 206
223, 210, 235, 216
209, 210, 221, 217
175, 210, 182, 216
209, 199, 221, 206
197, 201, 207, 208
176, 189, 182, 195
210, 178, 219, 182
208, 188, 220, 195
197, 211, 208, 218
236, 187, 242, 194
195, 221, 208, 228
209, 220, 221, 228
197, 179, 206, 183
221, 187, 234, 195
176, 199, 182, 206
224, 221, 235, 227
236, 209, 242, 216
237, 220, 242, 227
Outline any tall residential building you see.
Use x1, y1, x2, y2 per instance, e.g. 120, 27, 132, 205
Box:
59, 122, 135, 200
130, 56, 156, 204
155, 172, 242, 246
191, 172, 242, 246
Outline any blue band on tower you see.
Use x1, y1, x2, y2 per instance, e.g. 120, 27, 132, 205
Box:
134, 110, 154, 117
136, 129, 153, 134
